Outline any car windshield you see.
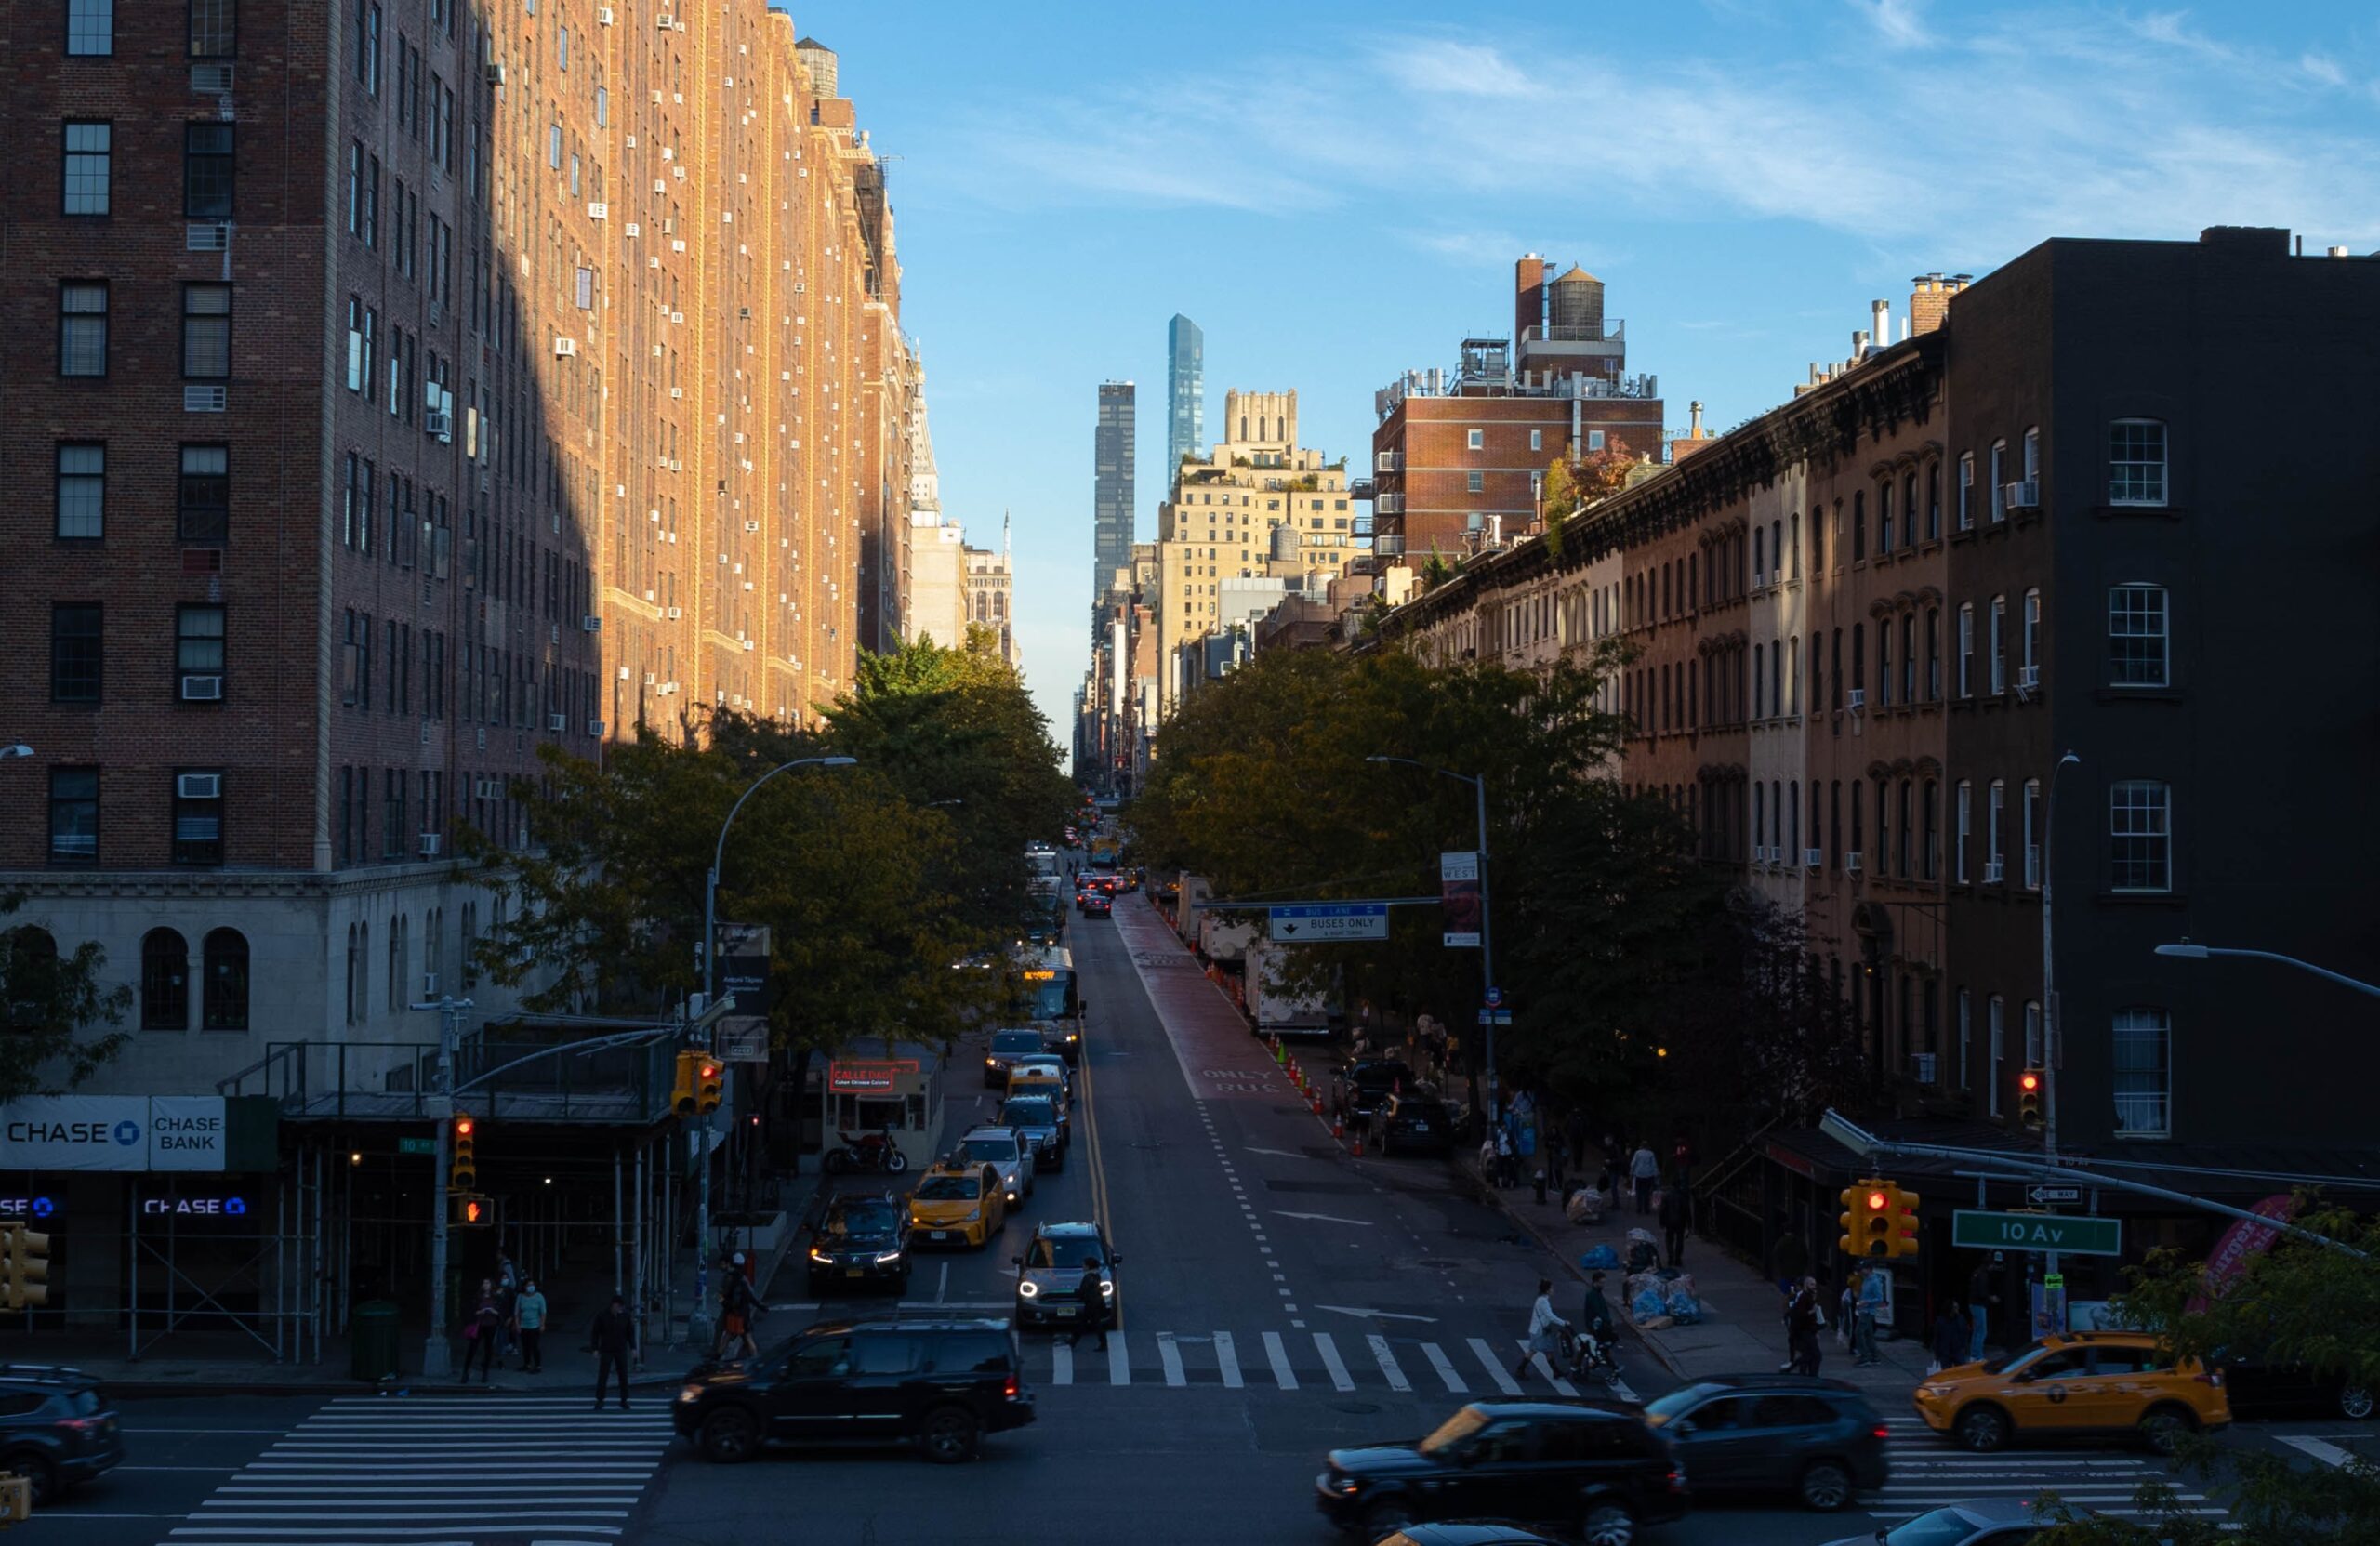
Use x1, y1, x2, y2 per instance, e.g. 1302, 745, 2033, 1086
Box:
1641, 1383, 1724, 1426
1353, 1063, 1411, 1090
1020, 982, 1071, 1018
915, 1174, 980, 1200
1981, 1342, 2056, 1376
1415, 1405, 1488, 1459
821, 1203, 899, 1236
991, 1031, 1043, 1055
1026, 1235, 1105, 1271
1882, 1509, 1995, 1546
1003, 1099, 1055, 1127
964, 1137, 1018, 1163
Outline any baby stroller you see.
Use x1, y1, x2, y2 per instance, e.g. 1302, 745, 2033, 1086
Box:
1624, 1227, 1659, 1275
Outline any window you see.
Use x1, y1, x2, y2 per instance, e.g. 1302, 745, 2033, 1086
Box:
1988, 996, 2005, 1116
141, 929, 190, 1030
2022, 779, 2043, 889
1958, 989, 1972, 1090
1990, 440, 2007, 522
2021, 589, 2042, 686
178, 604, 226, 690
595, 86, 607, 127
179, 444, 231, 542
358, 0, 380, 94
1954, 780, 1971, 883
1922, 780, 1938, 880
344, 924, 363, 1024
1987, 779, 2005, 880
2109, 419, 2167, 506
1925, 464, 1941, 539
51, 604, 102, 703
203, 929, 249, 1030
55, 443, 105, 539
1956, 603, 1974, 696
1988, 595, 2006, 694
2112, 1009, 2172, 1137
1877, 625, 1891, 707
173, 770, 224, 865
2023, 999, 2043, 1067
1528, 429, 1542, 452
558, 24, 568, 69
184, 124, 234, 218
1466, 470, 1483, 494
1465, 429, 1483, 450
182, 284, 232, 379
48, 768, 99, 866
1852, 491, 1866, 559
1925, 608, 1941, 700
59, 281, 108, 376
1587, 429, 1606, 451
1879, 481, 1894, 551
2023, 426, 2041, 485
68, 0, 113, 55
2109, 780, 2173, 892
62, 121, 112, 214
1957, 453, 1974, 530
2109, 583, 2168, 686
190, 0, 234, 56
549, 123, 562, 168
347, 141, 362, 234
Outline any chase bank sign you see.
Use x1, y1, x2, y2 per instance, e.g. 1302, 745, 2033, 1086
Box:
0, 1097, 234, 1172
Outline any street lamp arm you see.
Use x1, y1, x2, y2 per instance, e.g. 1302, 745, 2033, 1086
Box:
2154, 942, 2380, 1000
713, 756, 856, 879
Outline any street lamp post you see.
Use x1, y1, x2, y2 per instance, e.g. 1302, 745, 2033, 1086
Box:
2039, 749, 2080, 1321
692, 755, 855, 1344
1366, 756, 1498, 1115
406, 993, 473, 1380
2153, 941, 2380, 1000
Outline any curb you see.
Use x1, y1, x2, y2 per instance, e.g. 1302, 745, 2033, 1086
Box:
1466, 1162, 1689, 1382
108, 1372, 693, 1400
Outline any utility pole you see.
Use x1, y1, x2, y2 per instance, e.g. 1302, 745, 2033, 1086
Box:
1472, 772, 1499, 1118
410, 993, 472, 1380
2039, 750, 2080, 1333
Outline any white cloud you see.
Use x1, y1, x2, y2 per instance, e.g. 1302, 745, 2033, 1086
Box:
2301, 52, 2347, 87
1369, 39, 1542, 98
1852, 0, 1934, 48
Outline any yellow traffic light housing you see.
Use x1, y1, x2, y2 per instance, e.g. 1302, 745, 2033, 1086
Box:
673, 1051, 700, 1116
0, 1225, 49, 1311
2018, 1068, 2045, 1130
450, 1116, 477, 1192
1888, 1185, 1924, 1258
1841, 1180, 1919, 1259
1837, 1185, 1863, 1258
695, 1057, 723, 1116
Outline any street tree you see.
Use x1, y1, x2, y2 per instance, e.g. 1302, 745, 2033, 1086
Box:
0, 893, 131, 1098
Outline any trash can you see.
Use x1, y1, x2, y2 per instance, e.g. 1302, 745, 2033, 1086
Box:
351, 1300, 402, 1382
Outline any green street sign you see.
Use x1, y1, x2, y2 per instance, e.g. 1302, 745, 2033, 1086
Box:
396, 1136, 438, 1156
1952, 1209, 2122, 1257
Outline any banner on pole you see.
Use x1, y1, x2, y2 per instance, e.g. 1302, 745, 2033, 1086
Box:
1439, 852, 1481, 947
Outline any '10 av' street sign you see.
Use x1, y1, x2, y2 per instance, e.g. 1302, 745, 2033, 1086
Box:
1952, 1209, 2122, 1257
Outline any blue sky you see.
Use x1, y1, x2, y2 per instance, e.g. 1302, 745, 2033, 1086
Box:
784, 0, 2380, 756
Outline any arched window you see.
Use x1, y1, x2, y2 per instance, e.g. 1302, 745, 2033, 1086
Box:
344, 925, 359, 1025
356, 920, 371, 1023
388, 918, 403, 1011
141, 928, 190, 1031
202, 928, 249, 1031
4, 928, 60, 1029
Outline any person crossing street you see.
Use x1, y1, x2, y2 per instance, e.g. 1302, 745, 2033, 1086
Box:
588, 1293, 637, 1411
1514, 1277, 1568, 1382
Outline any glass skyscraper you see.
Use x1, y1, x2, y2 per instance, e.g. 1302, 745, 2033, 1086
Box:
1167, 314, 1205, 474
1093, 381, 1136, 631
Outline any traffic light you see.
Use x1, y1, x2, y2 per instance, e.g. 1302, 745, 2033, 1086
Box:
1840, 1181, 1920, 1258
673, 1050, 700, 1116
2018, 1067, 2045, 1130
1886, 1184, 1923, 1259
0, 1225, 49, 1311
449, 1116, 477, 1192
453, 1193, 493, 1228
695, 1057, 723, 1116
1838, 1184, 1867, 1258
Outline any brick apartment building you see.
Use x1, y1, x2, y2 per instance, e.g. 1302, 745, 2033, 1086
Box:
0, 1, 913, 1081
1369, 256, 1665, 560
1379, 229, 2380, 1317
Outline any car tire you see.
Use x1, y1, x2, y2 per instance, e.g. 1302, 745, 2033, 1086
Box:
2342, 1384, 2374, 1420
1954, 1404, 2011, 1453
1799, 1459, 1853, 1511
2140, 1404, 2195, 1456
919, 1406, 980, 1464
1360, 1500, 1411, 1537
1580, 1499, 1636, 1546
699, 1406, 762, 1464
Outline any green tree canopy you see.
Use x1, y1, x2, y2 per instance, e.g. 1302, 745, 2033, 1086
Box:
0, 893, 131, 1098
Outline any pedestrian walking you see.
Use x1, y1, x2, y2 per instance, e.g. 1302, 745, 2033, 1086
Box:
1494, 1126, 1516, 1190
1629, 1141, 1660, 1215
512, 1277, 548, 1373
588, 1293, 637, 1410
494, 1260, 520, 1363
1596, 1131, 1620, 1196
1930, 1302, 1970, 1374
1546, 1129, 1569, 1195
457, 1278, 501, 1383
1659, 1179, 1692, 1268
1968, 1254, 2002, 1361
1514, 1278, 1569, 1382
1787, 1275, 1824, 1376
1855, 1263, 1887, 1366
717, 1253, 760, 1362
1065, 1258, 1109, 1351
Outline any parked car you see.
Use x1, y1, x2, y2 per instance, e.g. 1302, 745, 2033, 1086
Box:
1315, 1400, 1686, 1546
0, 1366, 122, 1503
1914, 1331, 2230, 1454
1639, 1374, 1886, 1510
2221, 1358, 2373, 1420
1818, 1498, 2087, 1546
674, 1316, 1035, 1465
1335, 1059, 1415, 1123
802, 1189, 911, 1296
1012, 1222, 1118, 1330
984, 1027, 1046, 1089
1381, 1090, 1457, 1156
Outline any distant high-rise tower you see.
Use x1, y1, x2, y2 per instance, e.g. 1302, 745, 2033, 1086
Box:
1094, 381, 1137, 631
1167, 315, 1205, 473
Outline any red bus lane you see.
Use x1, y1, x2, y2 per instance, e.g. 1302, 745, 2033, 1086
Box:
1113, 899, 1294, 1104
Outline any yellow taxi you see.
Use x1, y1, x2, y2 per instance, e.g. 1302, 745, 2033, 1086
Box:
1914, 1330, 2231, 1454
907, 1158, 1007, 1250
1006, 1064, 1067, 1109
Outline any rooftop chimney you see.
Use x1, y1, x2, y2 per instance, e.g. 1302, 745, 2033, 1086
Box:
1871, 299, 1891, 352
1515, 254, 1547, 342
1689, 401, 1704, 436
1910, 272, 1968, 336
1852, 329, 1871, 362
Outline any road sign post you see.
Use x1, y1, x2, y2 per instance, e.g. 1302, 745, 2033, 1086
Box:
1266, 903, 1390, 942
1951, 1209, 2122, 1257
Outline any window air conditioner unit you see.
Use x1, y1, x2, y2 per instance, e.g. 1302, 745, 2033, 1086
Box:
179, 674, 225, 701
418, 833, 443, 858
2003, 480, 2040, 512
191, 63, 234, 95
1846, 688, 1866, 711
184, 385, 228, 413
1910, 1051, 1938, 1084
177, 773, 222, 799
553, 337, 577, 357
666, 606, 682, 619
588, 202, 608, 220
1983, 859, 2005, 884
582, 614, 602, 632
421, 971, 440, 996
1845, 851, 1863, 874
587, 719, 606, 736
1804, 847, 1824, 868
483, 61, 507, 86
187, 222, 231, 252
744, 520, 760, 533
2018, 664, 2040, 691
549, 713, 568, 732
655, 11, 673, 26
598, 6, 615, 22
426, 408, 453, 440
625, 221, 640, 237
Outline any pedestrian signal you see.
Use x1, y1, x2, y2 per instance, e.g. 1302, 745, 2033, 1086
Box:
453, 1193, 494, 1228
2018, 1068, 2044, 1130
450, 1116, 477, 1191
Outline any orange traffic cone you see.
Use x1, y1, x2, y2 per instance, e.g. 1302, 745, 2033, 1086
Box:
1332, 1118, 1344, 1139
1352, 1133, 1365, 1156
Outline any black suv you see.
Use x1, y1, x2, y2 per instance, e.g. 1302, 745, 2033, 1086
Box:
1336, 1059, 1415, 1122
1316, 1400, 1686, 1545
0, 1366, 123, 1503
1639, 1374, 1887, 1511
675, 1317, 1035, 1465
1382, 1090, 1456, 1156
803, 1190, 912, 1296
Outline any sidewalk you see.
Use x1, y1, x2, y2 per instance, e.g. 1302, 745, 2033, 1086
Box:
1470, 1154, 1935, 1398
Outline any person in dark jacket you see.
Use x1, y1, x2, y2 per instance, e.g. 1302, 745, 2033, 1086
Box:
458, 1278, 500, 1384
1932, 1302, 1972, 1371
1064, 1258, 1108, 1351
588, 1294, 637, 1411
1659, 1182, 1693, 1267
1786, 1276, 1824, 1377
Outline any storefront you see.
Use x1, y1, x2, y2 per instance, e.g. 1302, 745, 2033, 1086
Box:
817, 1044, 945, 1169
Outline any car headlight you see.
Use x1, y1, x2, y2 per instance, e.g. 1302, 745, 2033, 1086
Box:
964, 1208, 984, 1222
1100, 1279, 1115, 1297
809, 1249, 833, 1262
874, 1249, 905, 1264
1922, 1384, 1956, 1399
678, 1384, 706, 1404
1329, 1475, 1361, 1496
1018, 1280, 1039, 1299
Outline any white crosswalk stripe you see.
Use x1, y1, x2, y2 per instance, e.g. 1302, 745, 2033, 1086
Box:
1213, 1330, 1244, 1390
1863, 1420, 2223, 1521
1261, 1330, 1298, 1391
1000, 1325, 1641, 1399
168, 1395, 674, 1542
1421, 1341, 1468, 1394
1313, 1331, 1356, 1393
1367, 1334, 1412, 1393
1467, 1337, 1526, 1396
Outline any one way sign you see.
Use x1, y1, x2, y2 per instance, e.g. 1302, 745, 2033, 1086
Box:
1268, 903, 1390, 941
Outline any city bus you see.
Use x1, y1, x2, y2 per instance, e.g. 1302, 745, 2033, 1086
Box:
1012, 945, 1083, 1061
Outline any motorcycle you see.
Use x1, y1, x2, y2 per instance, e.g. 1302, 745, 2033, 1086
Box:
822, 1129, 909, 1175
